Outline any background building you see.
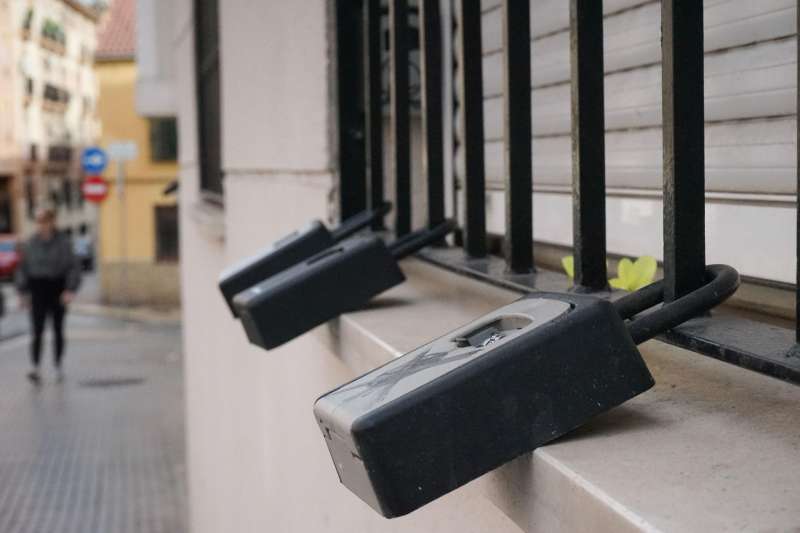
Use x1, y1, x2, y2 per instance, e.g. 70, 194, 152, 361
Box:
137, 1, 800, 532
95, 0, 179, 307
0, 0, 99, 237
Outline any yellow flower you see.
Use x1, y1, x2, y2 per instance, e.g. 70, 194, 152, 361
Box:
562, 255, 657, 291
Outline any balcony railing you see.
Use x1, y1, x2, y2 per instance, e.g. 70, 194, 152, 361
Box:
334, 0, 800, 385
47, 145, 73, 163
43, 83, 70, 113
41, 19, 66, 55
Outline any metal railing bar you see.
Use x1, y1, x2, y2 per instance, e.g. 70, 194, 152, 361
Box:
420, 0, 445, 230
662, 0, 706, 302
458, 0, 487, 257
570, 0, 608, 291
390, 0, 411, 236
503, 0, 534, 273
364, 0, 385, 230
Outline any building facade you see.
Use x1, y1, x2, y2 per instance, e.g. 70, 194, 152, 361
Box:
0, 0, 99, 237
96, 0, 179, 307
138, 1, 800, 532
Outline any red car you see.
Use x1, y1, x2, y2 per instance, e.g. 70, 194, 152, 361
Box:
0, 236, 21, 280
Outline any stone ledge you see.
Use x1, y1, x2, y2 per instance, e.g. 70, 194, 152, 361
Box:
316, 259, 800, 533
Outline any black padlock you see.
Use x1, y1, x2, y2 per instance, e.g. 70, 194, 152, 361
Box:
313, 265, 739, 518
233, 220, 456, 350
219, 203, 391, 317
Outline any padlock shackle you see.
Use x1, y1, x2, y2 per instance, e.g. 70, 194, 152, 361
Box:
331, 202, 392, 242
614, 264, 740, 345
389, 220, 456, 260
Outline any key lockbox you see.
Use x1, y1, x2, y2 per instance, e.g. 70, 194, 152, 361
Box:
314, 265, 740, 518
219, 203, 390, 317
233, 221, 455, 350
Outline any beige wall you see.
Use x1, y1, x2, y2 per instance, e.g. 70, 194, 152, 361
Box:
167, 0, 520, 531
152, 0, 800, 530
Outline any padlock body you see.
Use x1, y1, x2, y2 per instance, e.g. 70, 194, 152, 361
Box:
314, 293, 654, 518
234, 236, 405, 350
219, 220, 334, 317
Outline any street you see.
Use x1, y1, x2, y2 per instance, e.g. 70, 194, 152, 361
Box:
0, 277, 186, 533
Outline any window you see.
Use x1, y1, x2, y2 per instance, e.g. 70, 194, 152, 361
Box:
62, 178, 73, 210
0, 177, 12, 234
155, 205, 179, 261
22, 8, 33, 32
338, 0, 800, 385
194, 0, 222, 198
77, 179, 84, 208
149, 118, 178, 162
25, 176, 34, 220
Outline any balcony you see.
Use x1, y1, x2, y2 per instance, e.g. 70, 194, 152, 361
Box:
42, 84, 70, 113
47, 145, 73, 164
40, 19, 66, 55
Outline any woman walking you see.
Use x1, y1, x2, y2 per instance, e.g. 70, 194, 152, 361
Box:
16, 208, 81, 384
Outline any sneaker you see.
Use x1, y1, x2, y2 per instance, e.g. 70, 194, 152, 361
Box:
26, 370, 41, 385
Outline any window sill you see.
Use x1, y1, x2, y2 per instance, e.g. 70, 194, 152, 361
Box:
315, 259, 800, 532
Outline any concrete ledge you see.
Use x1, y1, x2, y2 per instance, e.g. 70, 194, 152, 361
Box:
316, 259, 800, 532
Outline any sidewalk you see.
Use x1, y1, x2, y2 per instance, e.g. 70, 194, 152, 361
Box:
0, 297, 186, 532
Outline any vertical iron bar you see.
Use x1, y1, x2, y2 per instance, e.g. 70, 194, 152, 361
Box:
421, 0, 445, 229
458, 0, 487, 257
364, 0, 384, 229
391, 0, 411, 236
662, 0, 706, 302
336, 0, 367, 220
503, 0, 533, 272
570, 0, 607, 291
796, 0, 799, 342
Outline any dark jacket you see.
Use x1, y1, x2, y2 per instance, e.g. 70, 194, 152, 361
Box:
15, 232, 82, 293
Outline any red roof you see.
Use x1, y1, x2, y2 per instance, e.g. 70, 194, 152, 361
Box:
96, 0, 135, 60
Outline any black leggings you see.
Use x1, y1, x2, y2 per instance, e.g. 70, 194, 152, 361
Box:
29, 278, 67, 368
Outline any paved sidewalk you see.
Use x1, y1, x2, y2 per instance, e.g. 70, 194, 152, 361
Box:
0, 312, 186, 533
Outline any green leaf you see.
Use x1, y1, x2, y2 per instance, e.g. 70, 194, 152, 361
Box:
617, 258, 634, 287
561, 256, 574, 279
609, 277, 627, 290
629, 256, 657, 290
564, 254, 656, 291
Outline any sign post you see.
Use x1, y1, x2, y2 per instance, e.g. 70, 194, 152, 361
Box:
81, 147, 108, 306
106, 141, 138, 308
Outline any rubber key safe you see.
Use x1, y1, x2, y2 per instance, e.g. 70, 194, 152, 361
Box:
313, 264, 739, 518
218, 202, 391, 317
233, 220, 456, 350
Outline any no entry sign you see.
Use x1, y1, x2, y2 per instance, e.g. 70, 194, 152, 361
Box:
82, 175, 110, 204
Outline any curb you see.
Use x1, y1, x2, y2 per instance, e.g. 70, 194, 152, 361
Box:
72, 303, 182, 326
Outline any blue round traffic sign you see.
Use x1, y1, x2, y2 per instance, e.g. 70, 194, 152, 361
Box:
81, 147, 108, 174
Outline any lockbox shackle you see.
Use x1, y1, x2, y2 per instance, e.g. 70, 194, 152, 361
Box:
613, 264, 740, 345
331, 201, 392, 242
388, 220, 456, 260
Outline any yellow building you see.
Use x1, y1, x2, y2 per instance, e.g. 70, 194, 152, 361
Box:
95, 0, 179, 307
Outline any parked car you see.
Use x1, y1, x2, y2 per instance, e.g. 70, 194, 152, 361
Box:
0, 235, 21, 280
